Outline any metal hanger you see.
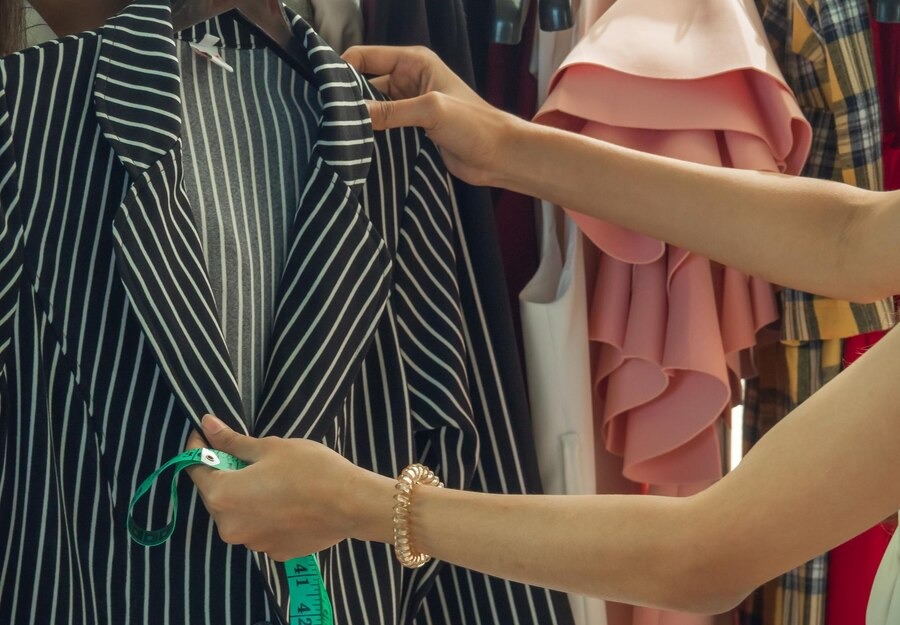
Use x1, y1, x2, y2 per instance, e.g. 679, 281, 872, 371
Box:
171, 0, 317, 83
492, 0, 574, 45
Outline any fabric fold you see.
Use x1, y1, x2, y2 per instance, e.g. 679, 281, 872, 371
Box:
535, 0, 811, 489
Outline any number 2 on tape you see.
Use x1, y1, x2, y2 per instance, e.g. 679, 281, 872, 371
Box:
127, 448, 334, 625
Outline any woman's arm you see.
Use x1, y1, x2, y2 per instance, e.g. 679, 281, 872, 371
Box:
188, 323, 900, 614
404, 322, 900, 613
342, 45, 900, 302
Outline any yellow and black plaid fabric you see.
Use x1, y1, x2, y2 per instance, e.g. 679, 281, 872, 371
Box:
741, 339, 841, 625
760, 0, 893, 342
741, 2, 893, 625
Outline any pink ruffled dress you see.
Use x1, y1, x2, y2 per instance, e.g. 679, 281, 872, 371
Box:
534, 0, 812, 492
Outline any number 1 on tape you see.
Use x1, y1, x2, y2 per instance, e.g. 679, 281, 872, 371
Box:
127, 448, 334, 625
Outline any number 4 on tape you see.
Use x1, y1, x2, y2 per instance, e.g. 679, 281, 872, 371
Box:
127, 448, 334, 625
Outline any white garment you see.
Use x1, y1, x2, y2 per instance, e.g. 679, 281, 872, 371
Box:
519, 3, 616, 625
520, 212, 597, 501
868, 528, 900, 624
24, 0, 56, 47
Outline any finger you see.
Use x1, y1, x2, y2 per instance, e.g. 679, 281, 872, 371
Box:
185, 429, 214, 484
342, 45, 410, 77
200, 414, 263, 463
366, 95, 437, 132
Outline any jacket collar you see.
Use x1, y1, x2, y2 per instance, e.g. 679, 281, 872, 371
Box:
95, 0, 388, 435
94, 0, 374, 193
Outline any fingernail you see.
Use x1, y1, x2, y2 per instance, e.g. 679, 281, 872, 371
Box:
202, 414, 226, 434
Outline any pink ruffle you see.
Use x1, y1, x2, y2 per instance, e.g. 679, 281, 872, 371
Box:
534, 0, 811, 489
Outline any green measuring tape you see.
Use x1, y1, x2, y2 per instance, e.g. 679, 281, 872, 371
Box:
128, 447, 334, 625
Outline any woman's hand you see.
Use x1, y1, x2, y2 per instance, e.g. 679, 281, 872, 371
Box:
342, 45, 526, 187
186, 415, 395, 561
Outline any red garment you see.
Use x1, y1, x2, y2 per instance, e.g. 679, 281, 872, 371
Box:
824, 333, 892, 625
872, 17, 900, 190
823, 18, 899, 625
485, 6, 540, 356
826, 506, 894, 625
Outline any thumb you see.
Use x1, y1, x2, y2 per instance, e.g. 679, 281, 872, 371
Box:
201, 414, 262, 463
366, 95, 438, 133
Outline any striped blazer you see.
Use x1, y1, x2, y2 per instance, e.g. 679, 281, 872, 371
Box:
0, 3, 571, 625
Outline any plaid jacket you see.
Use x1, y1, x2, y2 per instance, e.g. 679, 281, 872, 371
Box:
758, 0, 894, 342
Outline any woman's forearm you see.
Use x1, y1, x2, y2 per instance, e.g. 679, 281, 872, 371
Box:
348, 325, 900, 615
189, 327, 900, 613
410, 489, 727, 612
496, 120, 899, 302
351, 474, 714, 612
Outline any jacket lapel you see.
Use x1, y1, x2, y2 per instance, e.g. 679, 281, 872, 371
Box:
94, 1, 247, 433
256, 20, 392, 439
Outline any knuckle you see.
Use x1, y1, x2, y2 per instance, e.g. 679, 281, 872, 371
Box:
409, 46, 437, 74
423, 91, 445, 113
205, 493, 223, 515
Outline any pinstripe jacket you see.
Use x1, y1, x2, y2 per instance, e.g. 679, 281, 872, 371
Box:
0, 4, 571, 625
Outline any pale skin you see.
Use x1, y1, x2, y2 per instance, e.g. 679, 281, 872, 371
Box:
24, 1, 900, 613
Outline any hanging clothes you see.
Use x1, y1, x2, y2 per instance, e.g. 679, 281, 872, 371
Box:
827, 463, 894, 622
519, 3, 618, 625
739, 2, 894, 624
872, 15, 900, 190
740, 340, 841, 625
821, 334, 892, 625
535, 1, 811, 624
482, 2, 540, 357
286, 0, 363, 53
0, 5, 556, 624
828, 17, 900, 625
363, 4, 576, 625
868, 527, 900, 625
536, 0, 808, 491
364, 0, 475, 84
751, 0, 891, 346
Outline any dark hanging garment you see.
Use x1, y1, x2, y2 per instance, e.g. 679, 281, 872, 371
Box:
873, 14, 900, 189
364, 3, 575, 625
481, 2, 541, 367
366, 0, 543, 376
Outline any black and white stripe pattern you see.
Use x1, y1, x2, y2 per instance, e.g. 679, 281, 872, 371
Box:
0, 3, 571, 625
177, 36, 320, 421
